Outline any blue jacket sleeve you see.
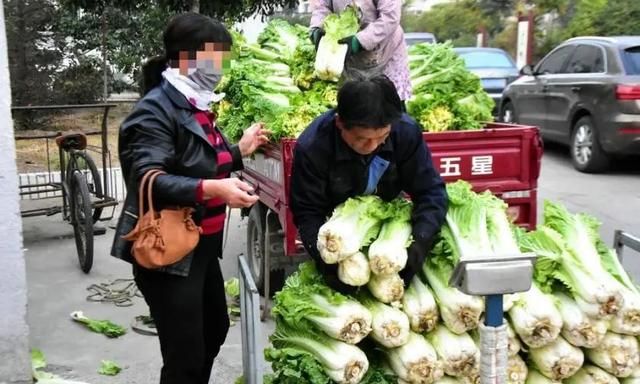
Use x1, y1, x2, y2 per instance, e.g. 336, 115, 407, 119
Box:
399, 122, 448, 246
289, 146, 332, 265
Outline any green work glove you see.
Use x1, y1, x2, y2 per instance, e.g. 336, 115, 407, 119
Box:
338, 35, 362, 56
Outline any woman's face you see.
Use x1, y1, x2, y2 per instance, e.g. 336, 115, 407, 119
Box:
177, 42, 231, 76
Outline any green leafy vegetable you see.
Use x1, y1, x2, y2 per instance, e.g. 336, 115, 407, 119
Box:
98, 360, 122, 376
70, 311, 126, 338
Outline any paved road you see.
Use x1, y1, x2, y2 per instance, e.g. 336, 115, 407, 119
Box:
21, 142, 639, 383
536, 142, 640, 276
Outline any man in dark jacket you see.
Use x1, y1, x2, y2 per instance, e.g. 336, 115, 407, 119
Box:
290, 75, 448, 293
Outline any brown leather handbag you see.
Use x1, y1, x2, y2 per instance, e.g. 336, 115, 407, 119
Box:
122, 169, 201, 269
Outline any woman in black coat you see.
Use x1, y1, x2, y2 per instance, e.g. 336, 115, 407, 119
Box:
111, 13, 268, 384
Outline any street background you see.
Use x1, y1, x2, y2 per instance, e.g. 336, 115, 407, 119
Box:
21, 142, 640, 384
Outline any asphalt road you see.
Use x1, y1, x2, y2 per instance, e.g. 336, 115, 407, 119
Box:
535, 142, 640, 277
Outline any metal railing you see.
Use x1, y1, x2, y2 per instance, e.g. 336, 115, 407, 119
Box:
239, 255, 263, 384
614, 230, 640, 260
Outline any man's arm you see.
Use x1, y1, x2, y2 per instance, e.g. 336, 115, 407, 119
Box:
355, 0, 401, 51
397, 120, 448, 283
290, 146, 331, 264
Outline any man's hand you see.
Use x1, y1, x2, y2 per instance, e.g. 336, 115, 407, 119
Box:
338, 35, 362, 56
399, 240, 431, 286
310, 27, 325, 51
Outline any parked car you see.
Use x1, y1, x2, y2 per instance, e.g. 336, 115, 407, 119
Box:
404, 32, 437, 45
453, 47, 519, 116
501, 36, 640, 172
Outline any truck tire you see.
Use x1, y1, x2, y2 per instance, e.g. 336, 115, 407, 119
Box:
571, 116, 610, 173
246, 204, 284, 297
501, 101, 516, 123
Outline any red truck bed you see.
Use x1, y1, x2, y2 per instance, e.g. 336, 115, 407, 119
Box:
240, 122, 542, 258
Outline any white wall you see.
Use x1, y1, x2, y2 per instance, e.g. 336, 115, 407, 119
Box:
0, 1, 32, 382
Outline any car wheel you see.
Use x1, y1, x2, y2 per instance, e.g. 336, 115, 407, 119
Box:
501, 101, 516, 123
571, 116, 610, 173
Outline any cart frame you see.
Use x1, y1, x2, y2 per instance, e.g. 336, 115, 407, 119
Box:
12, 104, 120, 273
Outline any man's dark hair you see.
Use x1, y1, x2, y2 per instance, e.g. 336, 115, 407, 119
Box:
336, 74, 403, 129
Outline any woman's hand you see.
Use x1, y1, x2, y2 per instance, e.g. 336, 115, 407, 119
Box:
202, 178, 259, 208
238, 123, 270, 157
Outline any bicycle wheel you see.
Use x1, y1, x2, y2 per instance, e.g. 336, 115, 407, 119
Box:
67, 151, 103, 223
70, 171, 94, 273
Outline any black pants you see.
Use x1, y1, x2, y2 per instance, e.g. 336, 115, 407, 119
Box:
135, 234, 230, 384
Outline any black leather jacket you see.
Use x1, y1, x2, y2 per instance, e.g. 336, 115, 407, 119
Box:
110, 80, 243, 276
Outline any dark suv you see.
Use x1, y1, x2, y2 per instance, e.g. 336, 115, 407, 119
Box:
500, 36, 640, 172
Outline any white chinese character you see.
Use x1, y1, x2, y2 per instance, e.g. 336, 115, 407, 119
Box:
439, 157, 461, 177
471, 155, 494, 175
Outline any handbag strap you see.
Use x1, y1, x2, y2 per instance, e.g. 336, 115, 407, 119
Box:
137, 169, 164, 218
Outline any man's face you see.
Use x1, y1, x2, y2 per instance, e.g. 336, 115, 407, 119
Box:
177, 42, 232, 76
336, 116, 391, 155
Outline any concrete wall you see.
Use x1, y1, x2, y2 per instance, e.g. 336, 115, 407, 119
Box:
0, 1, 32, 383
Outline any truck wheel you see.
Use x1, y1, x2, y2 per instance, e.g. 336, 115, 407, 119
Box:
246, 204, 284, 297
571, 116, 610, 173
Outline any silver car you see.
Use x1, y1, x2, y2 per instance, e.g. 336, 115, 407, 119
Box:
453, 47, 519, 116
501, 36, 640, 173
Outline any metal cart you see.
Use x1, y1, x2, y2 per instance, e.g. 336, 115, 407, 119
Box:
13, 104, 120, 273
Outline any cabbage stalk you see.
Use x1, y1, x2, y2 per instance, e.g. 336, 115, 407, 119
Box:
445, 182, 493, 259
553, 292, 608, 348
520, 224, 623, 319
426, 325, 479, 378
386, 332, 444, 384
525, 370, 562, 384
402, 275, 439, 333
270, 322, 369, 384
368, 199, 413, 275
507, 354, 528, 384
338, 252, 371, 287
585, 332, 640, 378
481, 191, 522, 256
537, 202, 624, 318
423, 260, 483, 334
599, 244, 640, 336
529, 336, 584, 381
508, 283, 562, 348
358, 292, 410, 348
317, 196, 390, 264
434, 378, 463, 384
272, 262, 373, 344
564, 364, 621, 384
314, 6, 359, 81
622, 366, 640, 383
367, 273, 405, 304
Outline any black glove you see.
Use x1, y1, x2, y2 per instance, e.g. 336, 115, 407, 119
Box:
310, 27, 325, 51
316, 261, 357, 295
399, 239, 432, 286
337, 35, 362, 56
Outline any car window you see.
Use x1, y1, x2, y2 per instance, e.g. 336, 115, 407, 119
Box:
536, 45, 575, 74
566, 45, 605, 73
621, 46, 640, 75
458, 51, 515, 68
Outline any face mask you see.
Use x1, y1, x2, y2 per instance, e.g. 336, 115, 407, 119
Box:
188, 69, 221, 91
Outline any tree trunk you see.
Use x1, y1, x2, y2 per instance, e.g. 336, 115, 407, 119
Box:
102, 9, 108, 101
14, 0, 27, 106
191, 0, 200, 13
